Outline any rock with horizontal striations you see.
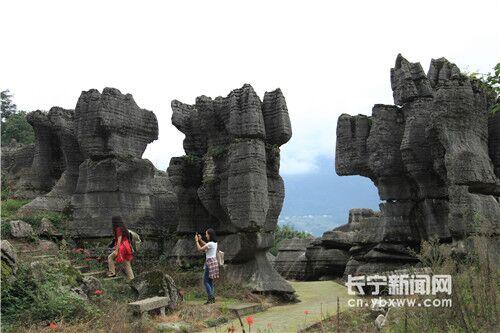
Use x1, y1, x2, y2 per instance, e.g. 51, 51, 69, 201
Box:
14, 88, 176, 249
0, 141, 36, 199
19, 107, 84, 214
71, 157, 156, 237
75, 87, 158, 159
274, 238, 314, 280
168, 84, 294, 296
332, 55, 500, 277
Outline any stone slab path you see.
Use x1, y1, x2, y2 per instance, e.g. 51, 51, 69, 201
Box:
200, 280, 352, 333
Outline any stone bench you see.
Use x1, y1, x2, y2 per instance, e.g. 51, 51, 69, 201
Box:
128, 296, 170, 318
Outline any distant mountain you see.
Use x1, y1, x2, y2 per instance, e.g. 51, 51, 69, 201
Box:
279, 155, 379, 236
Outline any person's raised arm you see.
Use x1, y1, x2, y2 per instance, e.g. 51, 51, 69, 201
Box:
195, 234, 208, 252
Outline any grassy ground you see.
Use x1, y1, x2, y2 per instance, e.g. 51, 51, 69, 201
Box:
304, 231, 499, 333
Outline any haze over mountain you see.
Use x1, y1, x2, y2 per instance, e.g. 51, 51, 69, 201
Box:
279, 155, 379, 236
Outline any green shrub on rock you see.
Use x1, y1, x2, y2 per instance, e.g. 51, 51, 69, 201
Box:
1, 261, 99, 329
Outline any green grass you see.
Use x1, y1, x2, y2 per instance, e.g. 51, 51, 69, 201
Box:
1, 198, 31, 219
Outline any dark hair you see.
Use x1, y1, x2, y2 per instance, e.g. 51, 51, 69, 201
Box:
112, 216, 129, 239
206, 228, 217, 242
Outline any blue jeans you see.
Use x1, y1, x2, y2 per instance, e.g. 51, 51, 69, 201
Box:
204, 264, 214, 298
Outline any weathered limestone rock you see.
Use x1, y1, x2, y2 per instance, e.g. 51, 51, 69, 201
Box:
9, 88, 177, 248
300, 209, 383, 280
131, 270, 181, 310
1, 141, 36, 198
9, 220, 34, 238
168, 84, 294, 295
274, 238, 314, 280
38, 217, 60, 237
20, 107, 84, 214
74, 87, 158, 159
1, 240, 17, 279
332, 55, 500, 276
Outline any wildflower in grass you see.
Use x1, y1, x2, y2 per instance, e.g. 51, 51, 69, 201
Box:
246, 315, 254, 332
84, 257, 93, 261
94, 289, 104, 296
48, 321, 58, 330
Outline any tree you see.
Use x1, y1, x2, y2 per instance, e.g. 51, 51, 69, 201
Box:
270, 224, 313, 255
1, 90, 34, 145
469, 63, 500, 114
1, 90, 17, 120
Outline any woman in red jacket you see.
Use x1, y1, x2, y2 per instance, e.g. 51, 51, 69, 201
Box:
107, 216, 134, 280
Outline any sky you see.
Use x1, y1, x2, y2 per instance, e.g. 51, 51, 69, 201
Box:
2, 0, 499, 175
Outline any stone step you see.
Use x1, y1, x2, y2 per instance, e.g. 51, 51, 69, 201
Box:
103, 276, 124, 281
128, 296, 170, 317
73, 265, 91, 273
31, 254, 57, 260
228, 303, 264, 317
82, 270, 107, 278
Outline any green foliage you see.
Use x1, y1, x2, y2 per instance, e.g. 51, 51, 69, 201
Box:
468, 63, 500, 114
1, 90, 17, 120
270, 223, 313, 255
0, 197, 69, 237
1, 198, 31, 219
1, 262, 99, 328
207, 144, 227, 157
1, 90, 35, 145
205, 316, 228, 327
181, 154, 201, 165
1, 111, 35, 145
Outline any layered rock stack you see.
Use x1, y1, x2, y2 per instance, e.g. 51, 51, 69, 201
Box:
1, 140, 35, 198
19, 107, 84, 212
333, 55, 500, 275
10, 88, 178, 247
274, 238, 314, 280
168, 84, 295, 295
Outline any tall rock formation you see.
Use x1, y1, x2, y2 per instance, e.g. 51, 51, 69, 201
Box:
19, 107, 84, 213
333, 55, 500, 275
71, 88, 176, 241
8, 88, 178, 251
168, 84, 294, 295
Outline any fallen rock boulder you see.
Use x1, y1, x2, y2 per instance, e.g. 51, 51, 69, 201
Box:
131, 270, 181, 310
9, 220, 34, 238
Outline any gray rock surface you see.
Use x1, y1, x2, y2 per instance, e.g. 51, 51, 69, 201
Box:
0, 141, 36, 199
332, 55, 500, 276
38, 217, 60, 237
131, 270, 181, 310
1, 240, 18, 276
168, 84, 294, 295
9, 220, 35, 238
9, 88, 177, 245
274, 238, 314, 280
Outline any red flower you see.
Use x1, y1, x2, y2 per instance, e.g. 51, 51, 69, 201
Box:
72, 248, 84, 253
84, 257, 93, 261
304, 310, 310, 315
94, 289, 104, 295
245, 316, 254, 326
48, 321, 58, 330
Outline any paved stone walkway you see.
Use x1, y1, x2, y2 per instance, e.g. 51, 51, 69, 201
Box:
200, 280, 352, 333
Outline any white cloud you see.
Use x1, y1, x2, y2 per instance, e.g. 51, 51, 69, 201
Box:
1, 0, 498, 174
